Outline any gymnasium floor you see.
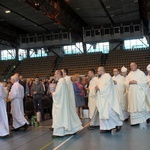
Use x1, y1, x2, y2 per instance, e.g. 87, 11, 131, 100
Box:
1, 119, 150, 150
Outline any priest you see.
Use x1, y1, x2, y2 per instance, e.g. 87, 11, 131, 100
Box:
95, 66, 123, 133
8, 75, 29, 131
0, 82, 9, 137
125, 62, 150, 126
87, 69, 97, 119
112, 68, 129, 121
61, 69, 83, 132
52, 70, 83, 137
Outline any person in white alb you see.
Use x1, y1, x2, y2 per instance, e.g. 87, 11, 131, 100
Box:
86, 69, 99, 130
0, 82, 9, 137
8, 75, 29, 131
125, 62, 150, 126
121, 66, 128, 77
52, 70, 83, 137
96, 66, 123, 133
112, 68, 129, 121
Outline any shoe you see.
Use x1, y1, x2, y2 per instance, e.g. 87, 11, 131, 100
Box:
100, 130, 111, 133
88, 126, 97, 130
11, 128, 20, 132
146, 118, 150, 124
0, 134, 9, 139
49, 126, 54, 131
22, 123, 28, 131
52, 135, 64, 138
116, 126, 122, 132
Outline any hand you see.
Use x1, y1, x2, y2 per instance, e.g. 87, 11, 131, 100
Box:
85, 88, 89, 92
129, 80, 137, 85
113, 80, 117, 85
95, 85, 99, 91
33, 91, 37, 94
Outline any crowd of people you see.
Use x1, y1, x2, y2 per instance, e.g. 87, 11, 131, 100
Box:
1, 62, 150, 138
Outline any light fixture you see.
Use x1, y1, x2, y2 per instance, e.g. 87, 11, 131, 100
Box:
133, 0, 138, 2
76, 8, 81, 10
5, 10, 11, 13
106, 6, 110, 9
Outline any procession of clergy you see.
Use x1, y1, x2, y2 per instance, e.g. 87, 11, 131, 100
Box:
1, 61, 150, 138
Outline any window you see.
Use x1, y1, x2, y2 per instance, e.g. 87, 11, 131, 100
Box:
87, 42, 109, 53
18, 49, 27, 60
124, 37, 149, 50
30, 48, 48, 58
63, 42, 83, 54
1, 49, 16, 60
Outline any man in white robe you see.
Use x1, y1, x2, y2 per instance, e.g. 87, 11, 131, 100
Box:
112, 68, 129, 121
61, 69, 83, 132
95, 67, 123, 133
0, 83, 9, 137
125, 62, 150, 126
52, 70, 83, 137
87, 69, 97, 119
146, 64, 150, 102
8, 76, 29, 131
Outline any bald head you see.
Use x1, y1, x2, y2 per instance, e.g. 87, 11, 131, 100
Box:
97, 66, 105, 76
130, 62, 137, 71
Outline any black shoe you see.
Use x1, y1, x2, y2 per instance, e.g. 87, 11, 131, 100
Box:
49, 127, 53, 131
88, 126, 97, 130
21, 123, 28, 131
146, 118, 150, 124
11, 128, 20, 132
100, 130, 111, 133
116, 126, 122, 132
52, 135, 64, 138
0, 134, 9, 139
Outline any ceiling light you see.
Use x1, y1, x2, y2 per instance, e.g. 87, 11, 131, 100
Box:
76, 8, 81, 10
106, 6, 110, 9
5, 10, 11, 13
133, 0, 138, 2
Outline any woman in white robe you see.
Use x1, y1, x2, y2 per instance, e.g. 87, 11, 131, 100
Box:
0, 83, 9, 137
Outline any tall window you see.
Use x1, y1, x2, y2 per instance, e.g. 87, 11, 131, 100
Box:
87, 42, 109, 53
124, 37, 149, 50
63, 42, 83, 54
1, 49, 16, 60
18, 49, 27, 60
29, 48, 47, 58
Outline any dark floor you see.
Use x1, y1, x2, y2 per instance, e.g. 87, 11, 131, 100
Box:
1, 119, 150, 150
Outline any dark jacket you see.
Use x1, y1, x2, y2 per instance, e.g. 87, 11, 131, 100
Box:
31, 82, 44, 99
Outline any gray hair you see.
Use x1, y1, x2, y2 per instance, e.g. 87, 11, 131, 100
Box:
11, 75, 19, 82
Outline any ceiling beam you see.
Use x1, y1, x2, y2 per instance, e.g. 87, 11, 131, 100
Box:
138, 0, 148, 27
25, 0, 87, 40
98, 0, 114, 24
